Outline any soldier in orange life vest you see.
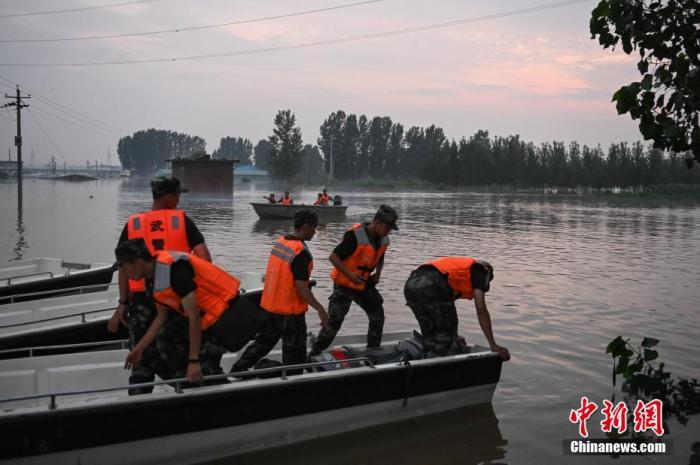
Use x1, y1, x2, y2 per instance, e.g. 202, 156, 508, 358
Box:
280, 191, 293, 205
309, 205, 398, 356
233, 210, 328, 374
403, 257, 510, 360
116, 238, 268, 383
108, 177, 212, 393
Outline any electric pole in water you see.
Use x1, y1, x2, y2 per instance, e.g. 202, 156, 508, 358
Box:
2, 86, 30, 203
330, 134, 334, 179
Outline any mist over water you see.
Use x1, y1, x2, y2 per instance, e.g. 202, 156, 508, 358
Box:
1, 179, 698, 464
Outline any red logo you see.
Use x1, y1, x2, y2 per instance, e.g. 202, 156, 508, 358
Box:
570, 397, 664, 437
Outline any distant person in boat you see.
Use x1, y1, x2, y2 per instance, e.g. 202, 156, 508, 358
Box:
403, 257, 510, 361
116, 238, 268, 383
321, 188, 332, 205
263, 193, 277, 203
280, 191, 293, 205
108, 176, 212, 394
313, 192, 325, 205
232, 210, 329, 375
308, 205, 398, 357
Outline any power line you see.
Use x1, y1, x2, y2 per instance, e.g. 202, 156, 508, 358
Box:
26, 108, 95, 197
28, 94, 125, 134
30, 105, 122, 138
0, 75, 127, 133
0, 0, 593, 67
0, 0, 382, 43
0, 0, 163, 19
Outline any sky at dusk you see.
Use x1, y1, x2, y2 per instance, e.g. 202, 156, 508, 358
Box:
0, 0, 643, 166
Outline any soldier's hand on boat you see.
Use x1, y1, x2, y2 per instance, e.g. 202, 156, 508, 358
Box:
125, 347, 143, 369
455, 334, 467, 347
187, 361, 203, 383
490, 344, 510, 361
107, 304, 127, 333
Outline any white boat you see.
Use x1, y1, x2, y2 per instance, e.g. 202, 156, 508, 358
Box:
0, 258, 114, 304
0, 331, 502, 465
0, 272, 264, 357
250, 202, 348, 221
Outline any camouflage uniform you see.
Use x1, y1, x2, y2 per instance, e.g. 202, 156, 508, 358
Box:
156, 312, 227, 383
128, 294, 227, 393
403, 266, 458, 358
310, 282, 384, 355
233, 313, 307, 375
127, 292, 168, 395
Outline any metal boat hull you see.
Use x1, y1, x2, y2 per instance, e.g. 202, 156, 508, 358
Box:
251, 202, 348, 221
0, 341, 501, 464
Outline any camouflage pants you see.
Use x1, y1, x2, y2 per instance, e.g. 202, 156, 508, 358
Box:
127, 293, 168, 395
310, 283, 384, 355
233, 312, 307, 375
128, 294, 227, 392
404, 267, 458, 358
156, 312, 227, 384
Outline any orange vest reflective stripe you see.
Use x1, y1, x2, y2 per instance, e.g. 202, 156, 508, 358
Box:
280, 197, 293, 205
151, 252, 240, 330
126, 209, 189, 293
260, 236, 313, 315
331, 223, 389, 291
426, 257, 476, 300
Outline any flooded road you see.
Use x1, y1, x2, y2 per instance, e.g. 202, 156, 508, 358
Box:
1, 178, 698, 464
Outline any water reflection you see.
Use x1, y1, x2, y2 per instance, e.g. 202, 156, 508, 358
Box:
13, 197, 27, 261
252, 219, 293, 237
203, 403, 507, 465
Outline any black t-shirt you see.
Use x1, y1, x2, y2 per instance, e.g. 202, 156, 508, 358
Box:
333, 223, 385, 260
146, 258, 198, 300
285, 235, 312, 281
170, 259, 198, 297
118, 213, 205, 250
421, 261, 491, 293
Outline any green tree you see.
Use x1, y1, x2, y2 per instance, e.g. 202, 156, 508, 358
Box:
300, 144, 324, 179
318, 110, 346, 176
590, 0, 700, 162
117, 129, 205, 175
367, 116, 393, 175
268, 110, 304, 179
212, 137, 253, 164
253, 139, 272, 169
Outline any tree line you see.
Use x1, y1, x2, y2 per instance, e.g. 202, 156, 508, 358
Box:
117, 111, 698, 188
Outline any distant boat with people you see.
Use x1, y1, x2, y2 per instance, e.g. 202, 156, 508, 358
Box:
250, 202, 348, 221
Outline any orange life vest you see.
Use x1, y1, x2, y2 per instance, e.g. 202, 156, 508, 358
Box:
425, 257, 477, 300
331, 223, 389, 291
151, 251, 240, 330
280, 197, 293, 205
260, 236, 313, 315
126, 209, 189, 293
320, 193, 331, 204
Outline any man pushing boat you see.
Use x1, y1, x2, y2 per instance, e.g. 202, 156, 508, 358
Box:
403, 257, 510, 360
115, 238, 268, 383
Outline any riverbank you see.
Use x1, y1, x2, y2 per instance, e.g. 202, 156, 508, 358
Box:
278, 177, 700, 197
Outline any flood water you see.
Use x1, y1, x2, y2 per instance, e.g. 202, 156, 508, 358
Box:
1, 178, 699, 464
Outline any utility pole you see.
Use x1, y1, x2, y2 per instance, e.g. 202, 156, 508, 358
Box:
330, 134, 334, 179
2, 85, 30, 203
